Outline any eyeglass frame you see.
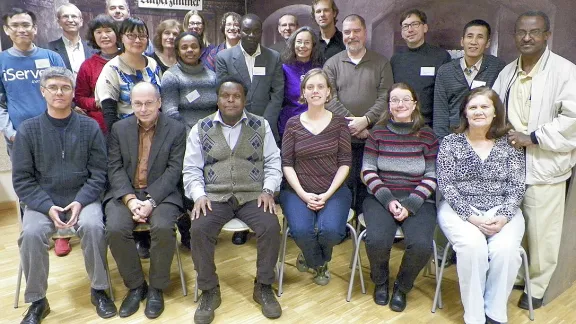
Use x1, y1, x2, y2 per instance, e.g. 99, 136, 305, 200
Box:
123, 32, 149, 41
131, 99, 160, 109
41, 85, 74, 94
5, 23, 35, 31
513, 29, 549, 38
389, 98, 416, 105
188, 22, 204, 27
401, 21, 423, 31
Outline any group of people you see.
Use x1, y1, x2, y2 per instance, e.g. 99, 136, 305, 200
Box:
1, 0, 576, 324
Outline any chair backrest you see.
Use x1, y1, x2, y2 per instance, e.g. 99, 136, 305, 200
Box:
222, 218, 251, 232
358, 213, 404, 239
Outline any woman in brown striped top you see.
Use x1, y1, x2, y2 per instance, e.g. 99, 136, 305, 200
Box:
280, 68, 352, 286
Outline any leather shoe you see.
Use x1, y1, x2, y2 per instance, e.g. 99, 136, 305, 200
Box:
389, 282, 407, 312
232, 231, 248, 245
144, 287, 164, 319
21, 298, 50, 324
119, 281, 148, 317
373, 283, 389, 305
518, 292, 543, 310
253, 283, 282, 319
194, 286, 221, 324
135, 233, 150, 259
91, 288, 117, 318
485, 315, 502, 324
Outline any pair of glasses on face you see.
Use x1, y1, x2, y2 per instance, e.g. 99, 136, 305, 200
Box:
189, 22, 203, 27
132, 99, 158, 109
124, 33, 148, 41
389, 98, 415, 105
514, 29, 548, 38
401, 21, 422, 31
6, 23, 34, 31
42, 85, 73, 94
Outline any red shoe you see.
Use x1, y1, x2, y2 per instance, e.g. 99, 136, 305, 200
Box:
54, 238, 72, 256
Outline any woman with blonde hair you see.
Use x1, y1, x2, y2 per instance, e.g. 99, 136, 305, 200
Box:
150, 19, 182, 73
183, 10, 215, 65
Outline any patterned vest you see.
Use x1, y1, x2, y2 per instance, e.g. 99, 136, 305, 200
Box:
198, 112, 266, 205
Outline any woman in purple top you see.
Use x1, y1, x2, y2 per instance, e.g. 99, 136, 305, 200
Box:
278, 26, 324, 138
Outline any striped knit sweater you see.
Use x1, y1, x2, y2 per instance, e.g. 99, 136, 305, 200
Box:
361, 120, 439, 214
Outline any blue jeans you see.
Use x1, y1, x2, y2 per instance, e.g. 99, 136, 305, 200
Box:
279, 185, 352, 268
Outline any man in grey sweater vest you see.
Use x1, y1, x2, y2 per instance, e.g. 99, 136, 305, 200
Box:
183, 76, 282, 324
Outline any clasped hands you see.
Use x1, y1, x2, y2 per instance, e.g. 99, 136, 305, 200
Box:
127, 199, 154, 223
388, 200, 409, 221
346, 116, 370, 139
468, 214, 508, 236
301, 192, 329, 211
48, 201, 82, 229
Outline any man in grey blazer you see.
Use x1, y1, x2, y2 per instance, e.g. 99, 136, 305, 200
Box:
48, 4, 94, 77
216, 13, 284, 141
105, 82, 186, 319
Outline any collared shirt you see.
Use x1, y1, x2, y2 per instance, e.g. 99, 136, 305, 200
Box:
183, 110, 282, 202
319, 28, 346, 62
460, 56, 483, 86
62, 36, 86, 77
134, 120, 157, 189
508, 54, 545, 134
240, 43, 262, 81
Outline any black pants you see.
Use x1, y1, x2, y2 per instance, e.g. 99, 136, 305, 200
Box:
190, 197, 281, 290
363, 196, 436, 293
349, 141, 367, 213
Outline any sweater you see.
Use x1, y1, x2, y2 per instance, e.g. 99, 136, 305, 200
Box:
390, 42, 451, 125
361, 121, 438, 214
205, 42, 227, 72
75, 53, 112, 133
324, 49, 394, 125
161, 60, 218, 131
433, 54, 506, 139
436, 133, 525, 221
278, 61, 320, 137
0, 46, 65, 139
11, 111, 107, 214
281, 114, 351, 194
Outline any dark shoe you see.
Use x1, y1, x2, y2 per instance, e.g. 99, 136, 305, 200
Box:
313, 264, 331, 286
253, 283, 282, 319
91, 288, 117, 318
389, 282, 407, 312
485, 315, 502, 324
21, 298, 50, 324
518, 292, 543, 310
144, 287, 164, 319
181, 236, 191, 249
232, 231, 249, 245
194, 286, 222, 324
513, 284, 525, 290
373, 283, 389, 306
119, 281, 148, 318
135, 234, 150, 259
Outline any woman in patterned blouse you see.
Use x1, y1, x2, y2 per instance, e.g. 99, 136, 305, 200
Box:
436, 87, 526, 324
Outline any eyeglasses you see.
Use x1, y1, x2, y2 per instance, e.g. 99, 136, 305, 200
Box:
225, 23, 240, 28
42, 85, 73, 94
124, 33, 148, 41
389, 98, 415, 105
6, 23, 34, 31
401, 21, 422, 31
188, 22, 203, 27
132, 99, 159, 109
514, 29, 548, 38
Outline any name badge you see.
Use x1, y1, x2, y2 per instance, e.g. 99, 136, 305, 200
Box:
35, 59, 51, 69
471, 80, 487, 89
186, 90, 200, 103
420, 66, 435, 76
253, 66, 266, 76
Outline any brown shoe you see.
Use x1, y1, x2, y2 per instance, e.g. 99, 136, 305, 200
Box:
253, 283, 282, 319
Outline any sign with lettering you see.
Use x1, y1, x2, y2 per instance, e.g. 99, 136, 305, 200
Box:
139, 0, 202, 10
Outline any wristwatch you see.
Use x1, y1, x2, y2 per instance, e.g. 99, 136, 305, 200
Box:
262, 188, 274, 196
148, 197, 158, 208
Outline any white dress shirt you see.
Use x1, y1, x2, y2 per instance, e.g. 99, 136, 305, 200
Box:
460, 56, 483, 87
182, 110, 282, 202
62, 35, 86, 77
240, 43, 262, 81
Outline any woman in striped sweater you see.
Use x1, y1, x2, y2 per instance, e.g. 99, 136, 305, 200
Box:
280, 68, 352, 286
361, 82, 439, 311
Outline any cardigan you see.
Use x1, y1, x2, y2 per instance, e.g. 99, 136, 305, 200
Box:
75, 53, 112, 133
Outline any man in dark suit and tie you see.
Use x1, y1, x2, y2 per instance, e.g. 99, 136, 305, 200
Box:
48, 4, 94, 78
105, 82, 186, 319
216, 13, 284, 245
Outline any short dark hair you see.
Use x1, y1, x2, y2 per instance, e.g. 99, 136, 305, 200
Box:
86, 14, 119, 49
311, 0, 339, 24
516, 10, 551, 32
174, 31, 204, 61
241, 13, 262, 27
342, 14, 366, 29
216, 75, 248, 96
2, 8, 37, 26
153, 19, 182, 52
281, 26, 323, 66
118, 16, 149, 52
219, 12, 241, 36
399, 9, 427, 25
463, 19, 491, 39
454, 87, 512, 139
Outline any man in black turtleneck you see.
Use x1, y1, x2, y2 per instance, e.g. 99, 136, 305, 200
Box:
390, 9, 451, 126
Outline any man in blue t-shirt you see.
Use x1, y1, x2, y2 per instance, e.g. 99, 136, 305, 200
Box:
0, 8, 65, 155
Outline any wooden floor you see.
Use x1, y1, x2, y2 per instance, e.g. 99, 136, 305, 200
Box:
1, 207, 576, 323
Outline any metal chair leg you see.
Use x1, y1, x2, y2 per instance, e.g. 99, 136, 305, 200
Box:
193, 271, 199, 302
431, 242, 451, 313
175, 239, 187, 296
347, 229, 366, 301
105, 259, 114, 301
520, 248, 535, 321
14, 262, 22, 308
277, 217, 289, 297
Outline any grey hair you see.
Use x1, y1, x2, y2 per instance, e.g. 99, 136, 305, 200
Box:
131, 81, 161, 99
56, 3, 81, 19
40, 67, 75, 88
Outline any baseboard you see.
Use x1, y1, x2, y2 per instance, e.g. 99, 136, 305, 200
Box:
0, 201, 17, 211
